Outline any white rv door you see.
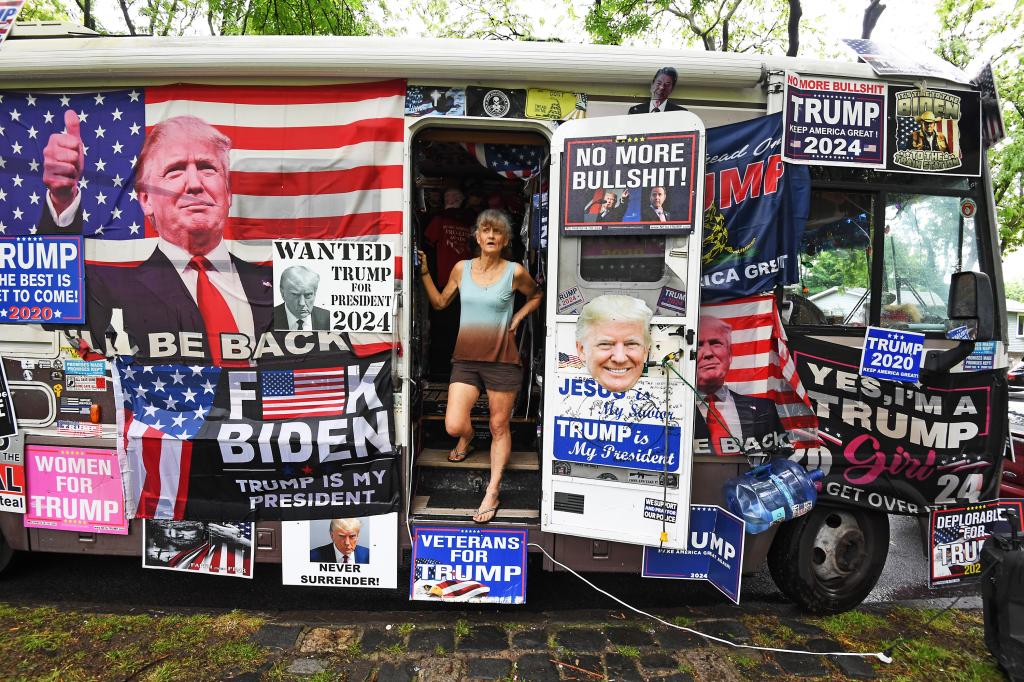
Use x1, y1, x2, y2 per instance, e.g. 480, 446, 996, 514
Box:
541, 112, 706, 550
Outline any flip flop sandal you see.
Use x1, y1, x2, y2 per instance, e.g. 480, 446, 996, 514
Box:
473, 502, 500, 524
447, 441, 475, 463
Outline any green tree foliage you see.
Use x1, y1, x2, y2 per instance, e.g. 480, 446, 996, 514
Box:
584, 0, 793, 52
415, 0, 541, 40
934, 0, 1024, 255
19, 0, 72, 22
206, 0, 385, 36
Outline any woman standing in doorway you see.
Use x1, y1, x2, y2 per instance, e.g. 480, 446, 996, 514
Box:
418, 209, 543, 523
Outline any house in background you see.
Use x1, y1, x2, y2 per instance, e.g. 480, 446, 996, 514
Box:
1007, 299, 1024, 365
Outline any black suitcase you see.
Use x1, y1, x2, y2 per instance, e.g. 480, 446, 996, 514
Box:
981, 509, 1024, 682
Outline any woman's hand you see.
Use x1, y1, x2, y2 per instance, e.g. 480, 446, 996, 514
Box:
416, 250, 429, 277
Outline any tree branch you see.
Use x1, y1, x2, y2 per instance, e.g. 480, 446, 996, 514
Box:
786, 0, 801, 56
861, 0, 885, 39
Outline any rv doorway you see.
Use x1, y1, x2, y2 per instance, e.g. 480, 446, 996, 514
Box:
409, 127, 548, 528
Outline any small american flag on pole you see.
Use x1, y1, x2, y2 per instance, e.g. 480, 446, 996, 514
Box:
260, 368, 346, 420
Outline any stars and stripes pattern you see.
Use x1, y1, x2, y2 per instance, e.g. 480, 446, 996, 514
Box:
462, 143, 544, 179
973, 62, 1006, 148
558, 351, 584, 369
426, 578, 491, 600
700, 294, 819, 449
148, 521, 254, 577
895, 113, 959, 158
260, 367, 346, 420
0, 89, 145, 238
114, 358, 221, 519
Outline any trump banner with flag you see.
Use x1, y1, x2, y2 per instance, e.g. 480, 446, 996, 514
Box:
0, 82, 404, 360
696, 295, 818, 458
111, 341, 399, 521
702, 113, 810, 302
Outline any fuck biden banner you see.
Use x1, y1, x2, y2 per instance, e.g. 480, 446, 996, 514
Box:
701, 113, 810, 302
111, 340, 399, 521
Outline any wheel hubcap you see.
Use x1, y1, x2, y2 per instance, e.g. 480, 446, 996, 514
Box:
811, 510, 867, 582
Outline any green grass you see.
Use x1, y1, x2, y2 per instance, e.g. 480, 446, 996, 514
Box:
817, 610, 888, 638
396, 622, 415, 636
454, 619, 471, 638
0, 603, 268, 681
615, 644, 641, 658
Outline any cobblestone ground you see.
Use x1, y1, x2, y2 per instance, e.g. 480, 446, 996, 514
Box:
251, 607, 891, 681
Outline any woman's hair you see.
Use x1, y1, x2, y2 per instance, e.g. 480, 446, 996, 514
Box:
576, 295, 653, 347
474, 209, 513, 241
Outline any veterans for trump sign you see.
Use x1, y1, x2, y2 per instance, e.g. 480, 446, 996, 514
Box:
783, 73, 886, 168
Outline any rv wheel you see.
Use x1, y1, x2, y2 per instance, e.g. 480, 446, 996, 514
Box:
767, 504, 889, 615
0, 533, 13, 576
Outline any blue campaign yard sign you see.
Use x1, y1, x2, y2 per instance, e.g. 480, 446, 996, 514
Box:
642, 505, 745, 604
0, 236, 84, 324
859, 326, 925, 383
410, 526, 527, 604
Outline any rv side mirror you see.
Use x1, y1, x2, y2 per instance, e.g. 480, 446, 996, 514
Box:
948, 271, 995, 341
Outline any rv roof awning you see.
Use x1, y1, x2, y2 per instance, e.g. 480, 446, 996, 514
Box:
0, 35, 887, 88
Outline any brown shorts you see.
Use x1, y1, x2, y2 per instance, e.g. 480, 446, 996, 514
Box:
450, 360, 522, 393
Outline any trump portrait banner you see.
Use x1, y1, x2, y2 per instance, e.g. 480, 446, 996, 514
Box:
0, 82, 405, 361
560, 129, 698, 236
701, 113, 810, 302
111, 343, 400, 521
788, 334, 1005, 516
281, 513, 398, 589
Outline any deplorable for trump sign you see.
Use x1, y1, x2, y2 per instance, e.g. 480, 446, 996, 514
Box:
783, 73, 886, 168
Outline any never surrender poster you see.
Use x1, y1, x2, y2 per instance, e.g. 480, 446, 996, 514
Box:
112, 345, 399, 521
789, 335, 1005, 515
702, 113, 810, 302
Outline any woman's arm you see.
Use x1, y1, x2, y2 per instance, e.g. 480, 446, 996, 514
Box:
509, 263, 543, 333
418, 251, 462, 310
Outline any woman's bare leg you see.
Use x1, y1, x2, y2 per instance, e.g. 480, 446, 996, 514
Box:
445, 382, 480, 457
474, 388, 517, 522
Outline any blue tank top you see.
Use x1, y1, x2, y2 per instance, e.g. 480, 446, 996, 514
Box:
453, 259, 520, 365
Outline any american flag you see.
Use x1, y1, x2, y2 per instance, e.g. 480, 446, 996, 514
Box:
0, 89, 145, 237
115, 358, 221, 519
0, 82, 405, 268
462, 143, 544, 179
934, 521, 965, 546
0, 0, 25, 44
261, 367, 346, 419
700, 294, 818, 449
158, 522, 253, 577
558, 351, 584, 369
425, 578, 491, 600
895, 113, 959, 158
973, 62, 1006, 148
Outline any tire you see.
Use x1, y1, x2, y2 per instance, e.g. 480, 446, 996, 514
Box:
0, 532, 13, 576
767, 504, 889, 614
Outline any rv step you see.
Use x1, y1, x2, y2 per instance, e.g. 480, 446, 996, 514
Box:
411, 494, 540, 523
416, 448, 539, 471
